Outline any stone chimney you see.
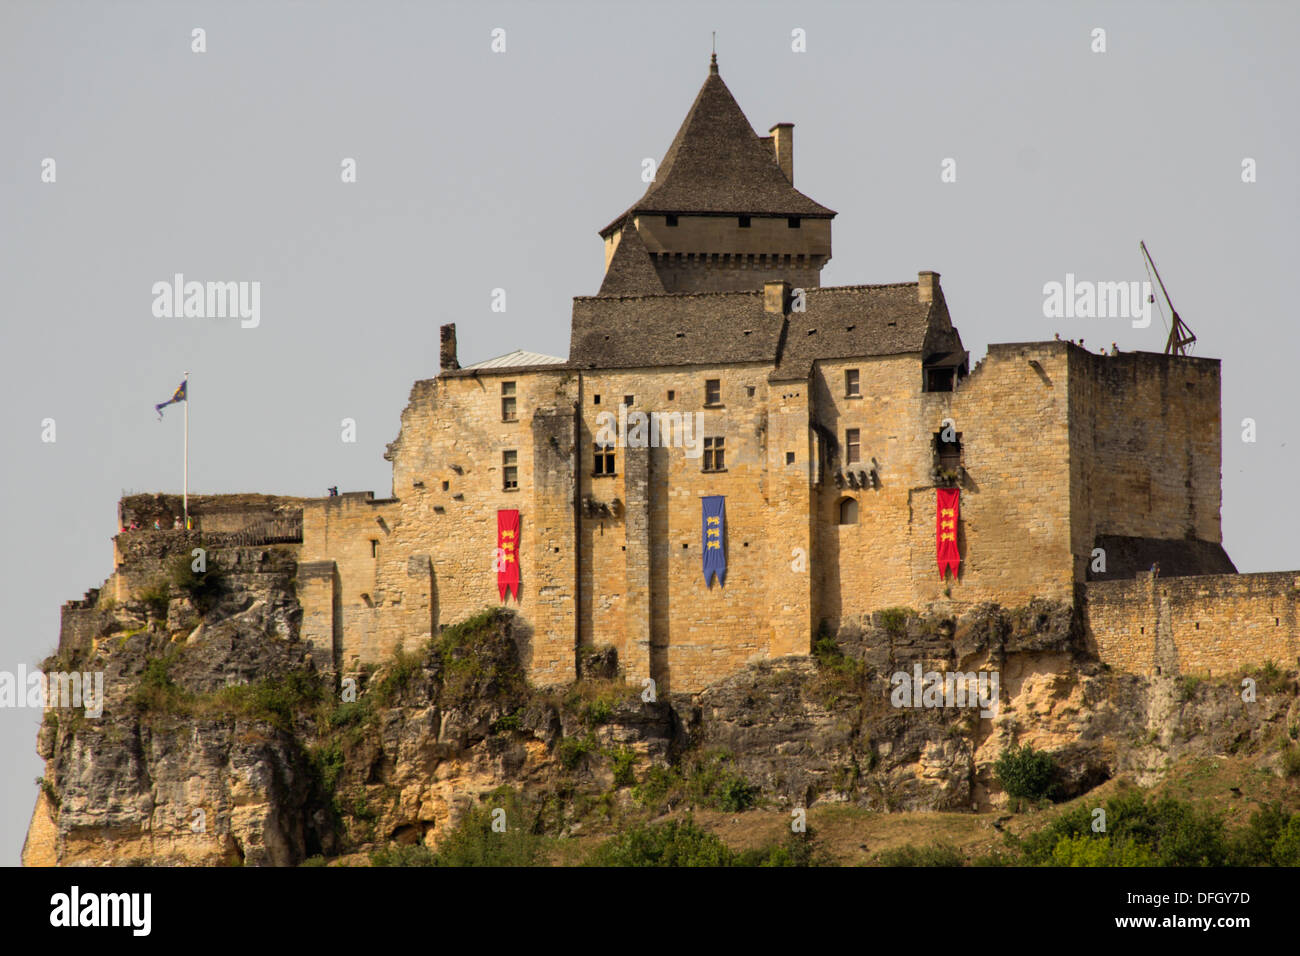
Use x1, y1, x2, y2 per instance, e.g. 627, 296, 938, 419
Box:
764, 280, 791, 314
918, 271, 940, 304
439, 323, 459, 371
769, 123, 793, 182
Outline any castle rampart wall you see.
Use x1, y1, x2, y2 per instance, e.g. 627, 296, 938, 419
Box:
1084, 570, 1299, 677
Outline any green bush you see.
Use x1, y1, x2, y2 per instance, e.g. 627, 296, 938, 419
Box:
433, 607, 524, 703
586, 818, 734, 867
555, 734, 597, 771
1048, 834, 1158, 867
734, 828, 820, 867
165, 552, 220, 609
1280, 744, 1300, 778
1018, 790, 1227, 867
130, 653, 192, 713
373, 641, 427, 705
423, 788, 544, 866
136, 578, 172, 619
993, 744, 1058, 803
371, 844, 437, 867
609, 747, 637, 788
877, 607, 914, 637
873, 843, 964, 867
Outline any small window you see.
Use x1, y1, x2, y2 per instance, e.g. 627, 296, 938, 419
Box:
745, 385, 756, 398
441, 480, 449, 491
845, 429, 861, 465
738, 216, 751, 228
623, 394, 634, 407
593, 394, 600, 405
705, 379, 721, 405
501, 381, 517, 421
667, 390, 675, 401
703, 437, 725, 472
786, 451, 795, 465
845, 369, 860, 397
594, 442, 615, 476
665, 214, 679, 227
788, 217, 801, 229
370, 539, 379, 558
838, 498, 859, 525
503, 450, 518, 490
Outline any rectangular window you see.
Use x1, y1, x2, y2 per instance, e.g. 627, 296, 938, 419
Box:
593, 394, 600, 405
703, 437, 725, 472
845, 429, 861, 465
501, 380, 517, 421
786, 451, 795, 465
738, 215, 751, 228
593, 442, 615, 476
623, 394, 634, 407
370, 540, 378, 558
704, 379, 721, 405
503, 450, 518, 490
845, 369, 860, 397
666, 214, 678, 227
788, 217, 801, 228
667, 389, 675, 401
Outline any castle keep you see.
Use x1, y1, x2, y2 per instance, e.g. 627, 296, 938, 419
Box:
90, 58, 1298, 693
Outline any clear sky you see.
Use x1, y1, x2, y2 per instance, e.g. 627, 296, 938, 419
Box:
2, 0, 1296, 864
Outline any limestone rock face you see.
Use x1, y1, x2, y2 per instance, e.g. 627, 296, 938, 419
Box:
24, 554, 1297, 865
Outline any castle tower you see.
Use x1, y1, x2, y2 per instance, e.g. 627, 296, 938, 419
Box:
598, 55, 836, 294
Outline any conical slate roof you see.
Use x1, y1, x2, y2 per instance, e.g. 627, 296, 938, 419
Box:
598, 220, 666, 295
600, 58, 835, 236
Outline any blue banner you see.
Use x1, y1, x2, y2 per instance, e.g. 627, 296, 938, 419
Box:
702, 495, 726, 586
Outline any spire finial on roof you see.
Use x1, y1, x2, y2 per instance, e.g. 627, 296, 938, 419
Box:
710, 33, 718, 74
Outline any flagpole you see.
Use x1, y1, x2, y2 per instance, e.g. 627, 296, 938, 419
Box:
183, 371, 189, 529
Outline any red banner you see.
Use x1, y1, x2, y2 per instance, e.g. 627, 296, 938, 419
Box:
497, 509, 520, 601
936, 488, 960, 580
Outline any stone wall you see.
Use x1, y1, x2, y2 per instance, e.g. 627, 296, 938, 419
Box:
1084, 570, 1300, 677
1068, 347, 1224, 581
814, 344, 1077, 639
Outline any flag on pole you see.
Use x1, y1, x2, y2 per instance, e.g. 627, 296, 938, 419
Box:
155, 380, 187, 420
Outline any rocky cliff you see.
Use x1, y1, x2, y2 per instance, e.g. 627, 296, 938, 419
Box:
22, 540, 1300, 866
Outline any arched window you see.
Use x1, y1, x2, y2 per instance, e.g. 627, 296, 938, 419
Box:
838, 497, 859, 525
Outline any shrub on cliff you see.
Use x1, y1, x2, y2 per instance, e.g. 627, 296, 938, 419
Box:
994, 744, 1058, 804
433, 607, 526, 704
427, 787, 544, 866
1017, 790, 1227, 867
872, 843, 965, 866
585, 818, 734, 867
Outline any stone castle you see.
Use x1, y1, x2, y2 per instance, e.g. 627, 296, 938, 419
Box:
91, 57, 1297, 693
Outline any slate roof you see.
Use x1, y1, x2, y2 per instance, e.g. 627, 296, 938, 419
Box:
1087, 535, 1237, 581
569, 283, 948, 377
599, 59, 835, 237
459, 349, 567, 370
771, 284, 935, 381
598, 221, 666, 296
